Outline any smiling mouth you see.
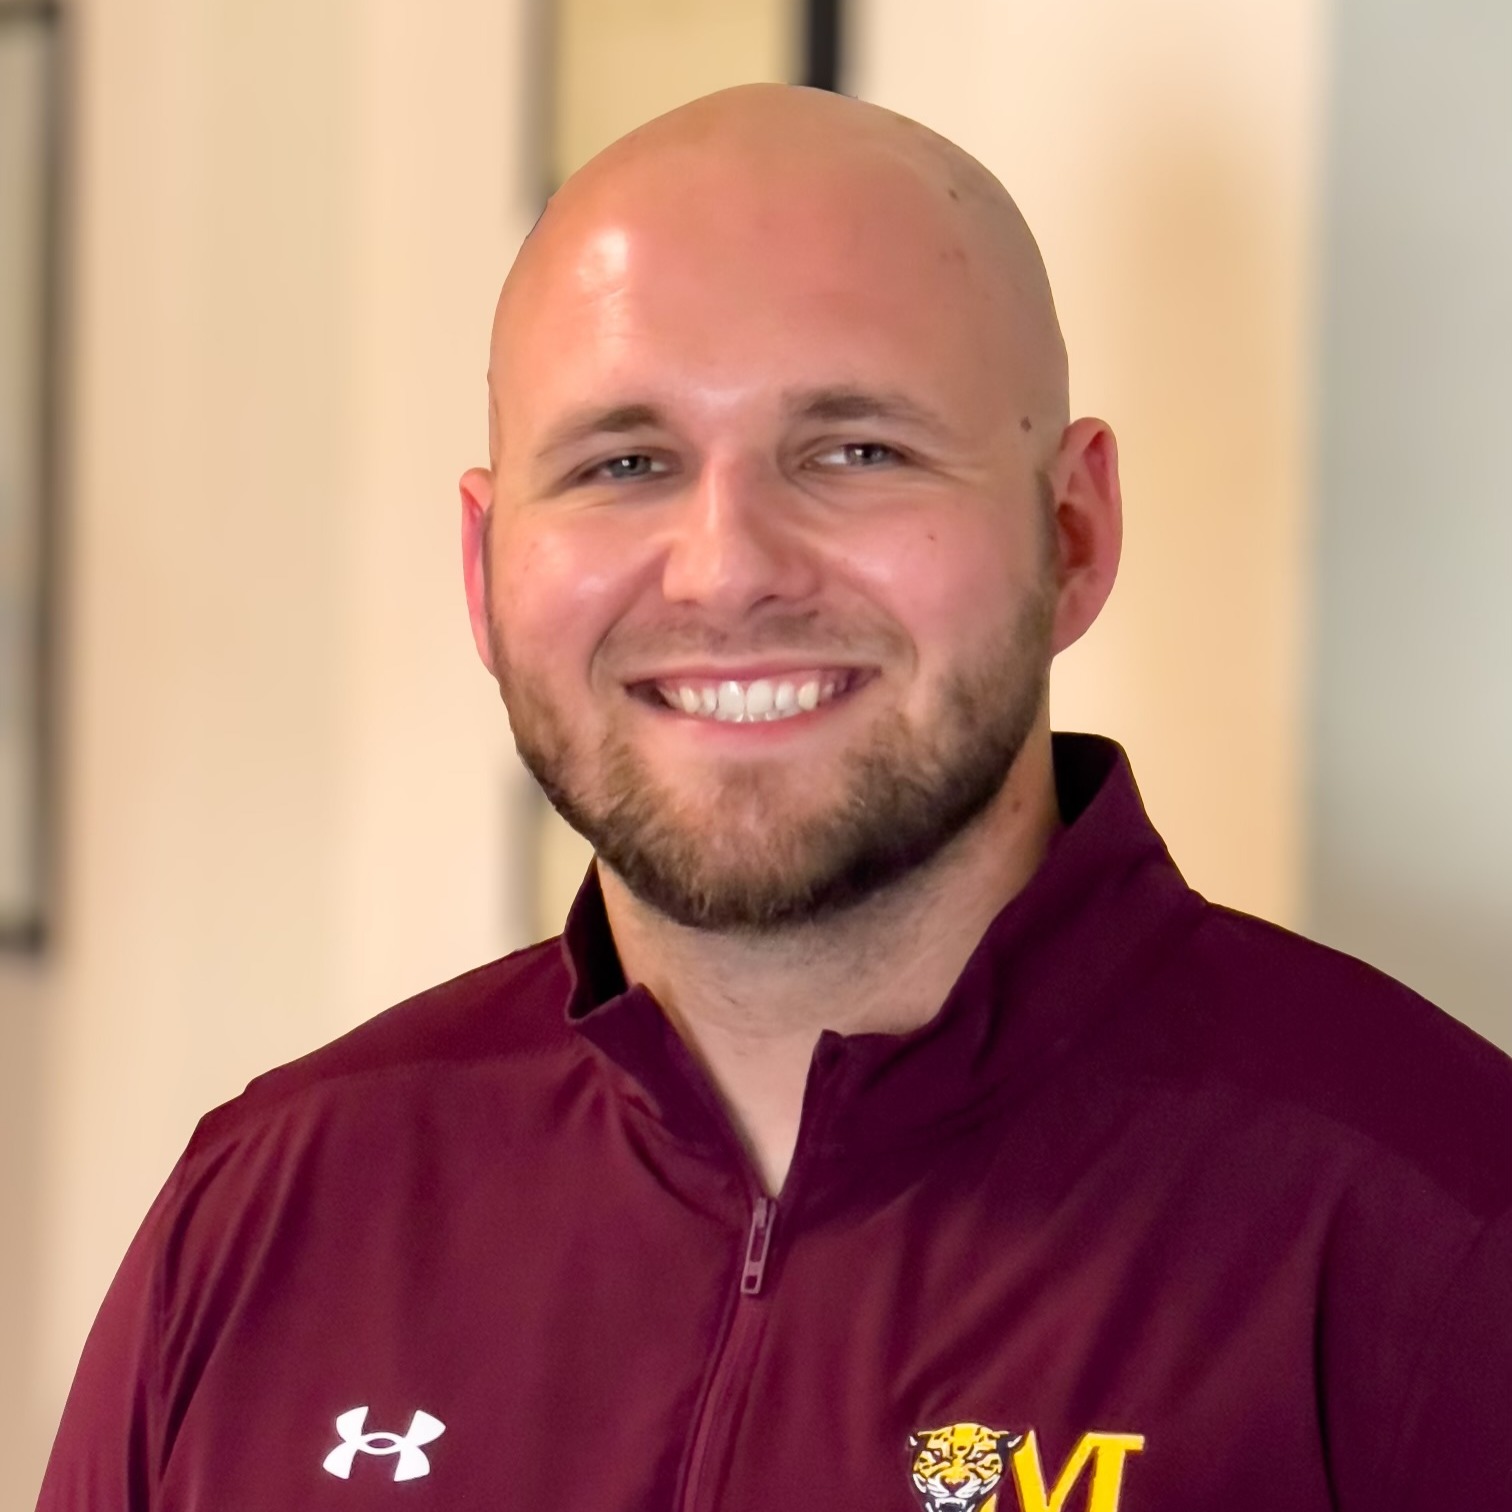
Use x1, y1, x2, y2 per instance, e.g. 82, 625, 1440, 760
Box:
633, 668, 870, 724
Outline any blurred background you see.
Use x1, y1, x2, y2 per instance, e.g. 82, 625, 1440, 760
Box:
0, 0, 1507, 1499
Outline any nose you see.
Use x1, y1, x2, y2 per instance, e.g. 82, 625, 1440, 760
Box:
657, 455, 821, 617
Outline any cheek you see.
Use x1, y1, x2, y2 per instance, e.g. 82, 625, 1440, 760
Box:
491, 520, 640, 667
842, 515, 1027, 663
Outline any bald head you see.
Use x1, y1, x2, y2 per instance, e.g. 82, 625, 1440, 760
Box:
487, 85, 1068, 468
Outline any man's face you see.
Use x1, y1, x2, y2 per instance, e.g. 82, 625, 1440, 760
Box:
470, 151, 1070, 931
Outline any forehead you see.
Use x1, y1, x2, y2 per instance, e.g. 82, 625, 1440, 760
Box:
491, 150, 1022, 444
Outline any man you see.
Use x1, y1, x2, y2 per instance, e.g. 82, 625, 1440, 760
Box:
40, 84, 1512, 1510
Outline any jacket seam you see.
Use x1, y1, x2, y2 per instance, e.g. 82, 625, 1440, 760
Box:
147, 1153, 189, 1489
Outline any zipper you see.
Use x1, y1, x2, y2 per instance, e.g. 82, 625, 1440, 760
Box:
678, 1196, 779, 1510
740, 1197, 776, 1295
678, 1037, 837, 1508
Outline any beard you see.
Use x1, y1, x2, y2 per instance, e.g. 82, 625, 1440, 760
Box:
490, 530, 1056, 935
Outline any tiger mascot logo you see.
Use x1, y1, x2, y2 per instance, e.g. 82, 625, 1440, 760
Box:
908, 1422, 1024, 1512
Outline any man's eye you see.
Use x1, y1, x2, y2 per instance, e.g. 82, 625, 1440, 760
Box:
812, 442, 901, 468
588, 454, 664, 481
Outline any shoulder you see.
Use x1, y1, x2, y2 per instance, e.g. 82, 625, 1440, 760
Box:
188, 936, 580, 1155
1145, 900, 1512, 1218
1159, 914, 1512, 1506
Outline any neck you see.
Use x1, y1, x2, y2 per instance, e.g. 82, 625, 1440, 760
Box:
599, 732, 1062, 1194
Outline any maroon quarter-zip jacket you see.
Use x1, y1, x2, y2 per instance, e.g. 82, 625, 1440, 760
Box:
39, 736, 1512, 1511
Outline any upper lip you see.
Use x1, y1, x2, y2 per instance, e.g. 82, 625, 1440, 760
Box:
623, 662, 874, 684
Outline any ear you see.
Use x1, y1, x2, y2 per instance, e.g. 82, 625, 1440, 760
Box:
1045, 417, 1122, 656
460, 466, 496, 672
998, 1430, 1025, 1458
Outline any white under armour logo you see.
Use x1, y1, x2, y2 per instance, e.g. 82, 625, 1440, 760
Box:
322, 1406, 446, 1481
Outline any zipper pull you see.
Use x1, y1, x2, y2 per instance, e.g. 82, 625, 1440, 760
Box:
740, 1197, 776, 1296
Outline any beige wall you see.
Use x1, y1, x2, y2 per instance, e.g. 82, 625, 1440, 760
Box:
0, 960, 48, 1500
4, 0, 535, 1502
855, 0, 1326, 927
1306, 0, 1511, 1049
551, 0, 796, 184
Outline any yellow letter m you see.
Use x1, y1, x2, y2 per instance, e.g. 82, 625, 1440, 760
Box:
1010, 1430, 1146, 1512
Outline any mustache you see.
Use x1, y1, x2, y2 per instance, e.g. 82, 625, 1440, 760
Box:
600, 611, 908, 666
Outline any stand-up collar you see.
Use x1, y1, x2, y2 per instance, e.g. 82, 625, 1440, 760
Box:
559, 734, 1203, 1154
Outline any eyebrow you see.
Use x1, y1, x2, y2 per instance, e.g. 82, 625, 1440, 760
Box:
530, 386, 954, 465
533, 403, 666, 463
785, 386, 953, 436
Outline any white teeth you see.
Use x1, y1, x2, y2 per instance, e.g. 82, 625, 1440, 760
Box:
656, 672, 853, 722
